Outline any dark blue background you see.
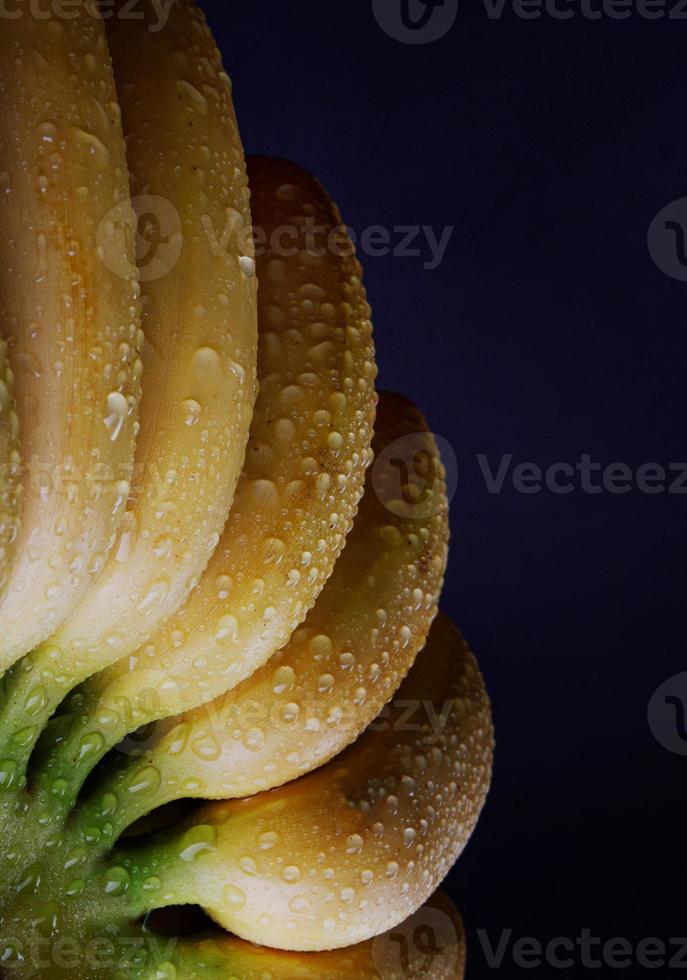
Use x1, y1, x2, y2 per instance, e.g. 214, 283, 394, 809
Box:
202, 0, 685, 971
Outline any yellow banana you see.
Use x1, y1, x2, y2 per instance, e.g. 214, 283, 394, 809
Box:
78, 391, 449, 829
0, 0, 142, 671
0, 0, 258, 751
110, 615, 493, 952
0, 340, 21, 599
144, 891, 466, 979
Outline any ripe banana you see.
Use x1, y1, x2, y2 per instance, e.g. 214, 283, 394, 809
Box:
31, 155, 377, 812
0, 0, 142, 671
140, 891, 465, 979
0, 0, 258, 756
105, 615, 493, 952
72, 391, 450, 837
0, 340, 21, 600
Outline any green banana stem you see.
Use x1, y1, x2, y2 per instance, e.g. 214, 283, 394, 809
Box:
0, 654, 78, 774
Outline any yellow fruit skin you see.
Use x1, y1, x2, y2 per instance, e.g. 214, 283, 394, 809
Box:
87, 391, 449, 826
169, 392, 449, 797
190, 616, 492, 951
28, 0, 258, 679
0, 340, 21, 600
0, 1, 142, 671
112, 616, 492, 954
70, 156, 377, 728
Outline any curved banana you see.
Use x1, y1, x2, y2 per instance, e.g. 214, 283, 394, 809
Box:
74, 391, 449, 837
34, 156, 377, 809
0, 340, 21, 600
108, 615, 493, 953
42, 0, 258, 671
0, 0, 142, 671
141, 891, 465, 979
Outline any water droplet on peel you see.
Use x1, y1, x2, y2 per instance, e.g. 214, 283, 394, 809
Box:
239, 255, 255, 278
78, 733, 105, 762
25, 687, 47, 716
193, 346, 221, 376
289, 895, 310, 913
176, 79, 209, 114
310, 635, 333, 659
243, 728, 265, 751
137, 579, 169, 614
126, 766, 161, 796
101, 793, 118, 817
178, 826, 217, 863
154, 964, 177, 980
191, 732, 221, 762
258, 831, 279, 850
223, 884, 246, 909
214, 614, 238, 642
166, 723, 190, 757
239, 856, 258, 876
51, 778, 69, 801
272, 665, 295, 694
104, 391, 128, 441
72, 127, 110, 168
15, 864, 42, 895
0, 760, 18, 790
182, 398, 202, 426
387, 795, 400, 814
318, 674, 335, 694
104, 867, 131, 896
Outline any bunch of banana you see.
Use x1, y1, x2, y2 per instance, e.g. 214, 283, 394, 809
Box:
0, 1, 493, 977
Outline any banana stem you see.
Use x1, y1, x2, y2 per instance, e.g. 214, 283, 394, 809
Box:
70, 750, 182, 862
109, 829, 206, 916
27, 688, 138, 824
0, 648, 78, 773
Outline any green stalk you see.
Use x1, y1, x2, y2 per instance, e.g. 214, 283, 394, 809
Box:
0, 649, 79, 774
0, 677, 152, 890
70, 752, 181, 864
24, 678, 159, 828
0, 811, 173, 979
